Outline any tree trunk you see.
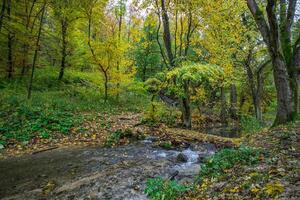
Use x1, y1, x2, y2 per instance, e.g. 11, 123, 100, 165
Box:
6, 0, 12, 79
181, 81, 191, 129
21, 45, 29, 76
255, 68, 264, 122
87, 13, 110, 102
160, 0, 174, 67
184, 9, 192, 57
155, 7, 168, 68
22, 0, 37, 77
220, 87, 227, 124
244, 50, 264, 122
291, 38, 300, 112
254, 97, 262, 122
142, 64, 146, 82
279, 0, 298, 114
116, 12, 122, 101
247, 0, 297, 125
58, 19, 67, 80
28, 3, 45, 99
229, 84, 238, 120
272, 55, 295, 124
7, 34, 13, 79
0, 0, 6, 31
104, 71, 108, 103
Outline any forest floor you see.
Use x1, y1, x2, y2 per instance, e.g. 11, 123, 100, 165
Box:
0, 112, 230, 200
186, 121, 300, 200
0, 112, 299, 200
0, 113, 239, 159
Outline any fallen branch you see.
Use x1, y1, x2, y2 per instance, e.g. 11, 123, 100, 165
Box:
32, 146, 59, 155
168, 170, 179, 180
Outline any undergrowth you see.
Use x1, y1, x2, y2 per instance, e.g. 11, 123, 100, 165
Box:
145, 177, 189, 200
0, 68, 149, 146
0, 99, 83, 144
104, 129, 135, 147
240, 115, 263, 134
144, 146, 261, 200
198, 145, 261, 180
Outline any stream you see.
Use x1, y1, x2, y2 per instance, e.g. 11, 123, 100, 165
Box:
0, 137, 216, 200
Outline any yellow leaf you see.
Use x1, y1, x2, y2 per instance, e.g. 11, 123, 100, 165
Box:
230, 186, 239, 193
290, 146, 296, 151
249, 172, 259, 177
264, 181, 284, 195
250, 187, 260, 193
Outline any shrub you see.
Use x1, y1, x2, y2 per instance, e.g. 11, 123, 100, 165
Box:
198, 145, 261, 180
145, 177, 189, 200
241, 115, 262, 134
143, 101, 179, 127
104, 129, 134, 147
159, 141, 173, 150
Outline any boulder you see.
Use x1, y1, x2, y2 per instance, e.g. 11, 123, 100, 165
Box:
177, 153, 188, 163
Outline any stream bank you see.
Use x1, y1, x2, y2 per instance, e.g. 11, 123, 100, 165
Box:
0, 137, 216, 200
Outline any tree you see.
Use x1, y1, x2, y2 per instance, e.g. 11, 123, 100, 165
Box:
82, 0, 134, 102
150, 63, 225, 128
247, 0, 299, 125
20, 0, 40, 76
243, 47, 271, 122
151, 0, 200, 128
134, 15, 161, 81
51, 0, 80, 80
28, 1, 47, 99
159, 0, 174, 68
115, 0, 126, 100
196, 0, 247, 122
0, 0, 6, 31
6, 0, 13, 79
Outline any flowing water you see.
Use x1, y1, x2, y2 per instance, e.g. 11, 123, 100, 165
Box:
0, 137, 216, 200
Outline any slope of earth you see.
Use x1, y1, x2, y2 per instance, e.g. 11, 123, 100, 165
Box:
185, 121, 300, 200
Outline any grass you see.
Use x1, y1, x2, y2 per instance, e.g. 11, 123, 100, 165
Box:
0, 67, 150, 146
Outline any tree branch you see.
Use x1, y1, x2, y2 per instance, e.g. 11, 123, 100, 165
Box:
286, 0, 297, 30
266, 0, 281, 52
247, 0, 271, 47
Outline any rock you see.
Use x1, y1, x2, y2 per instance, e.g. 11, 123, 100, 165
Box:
177, 153, 188, 163
198, 154, 207, 163
168, 170, 179, 180
145, 136, 158, 142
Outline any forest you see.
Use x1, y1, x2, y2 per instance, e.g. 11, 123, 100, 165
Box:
0, 0, 299, 199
